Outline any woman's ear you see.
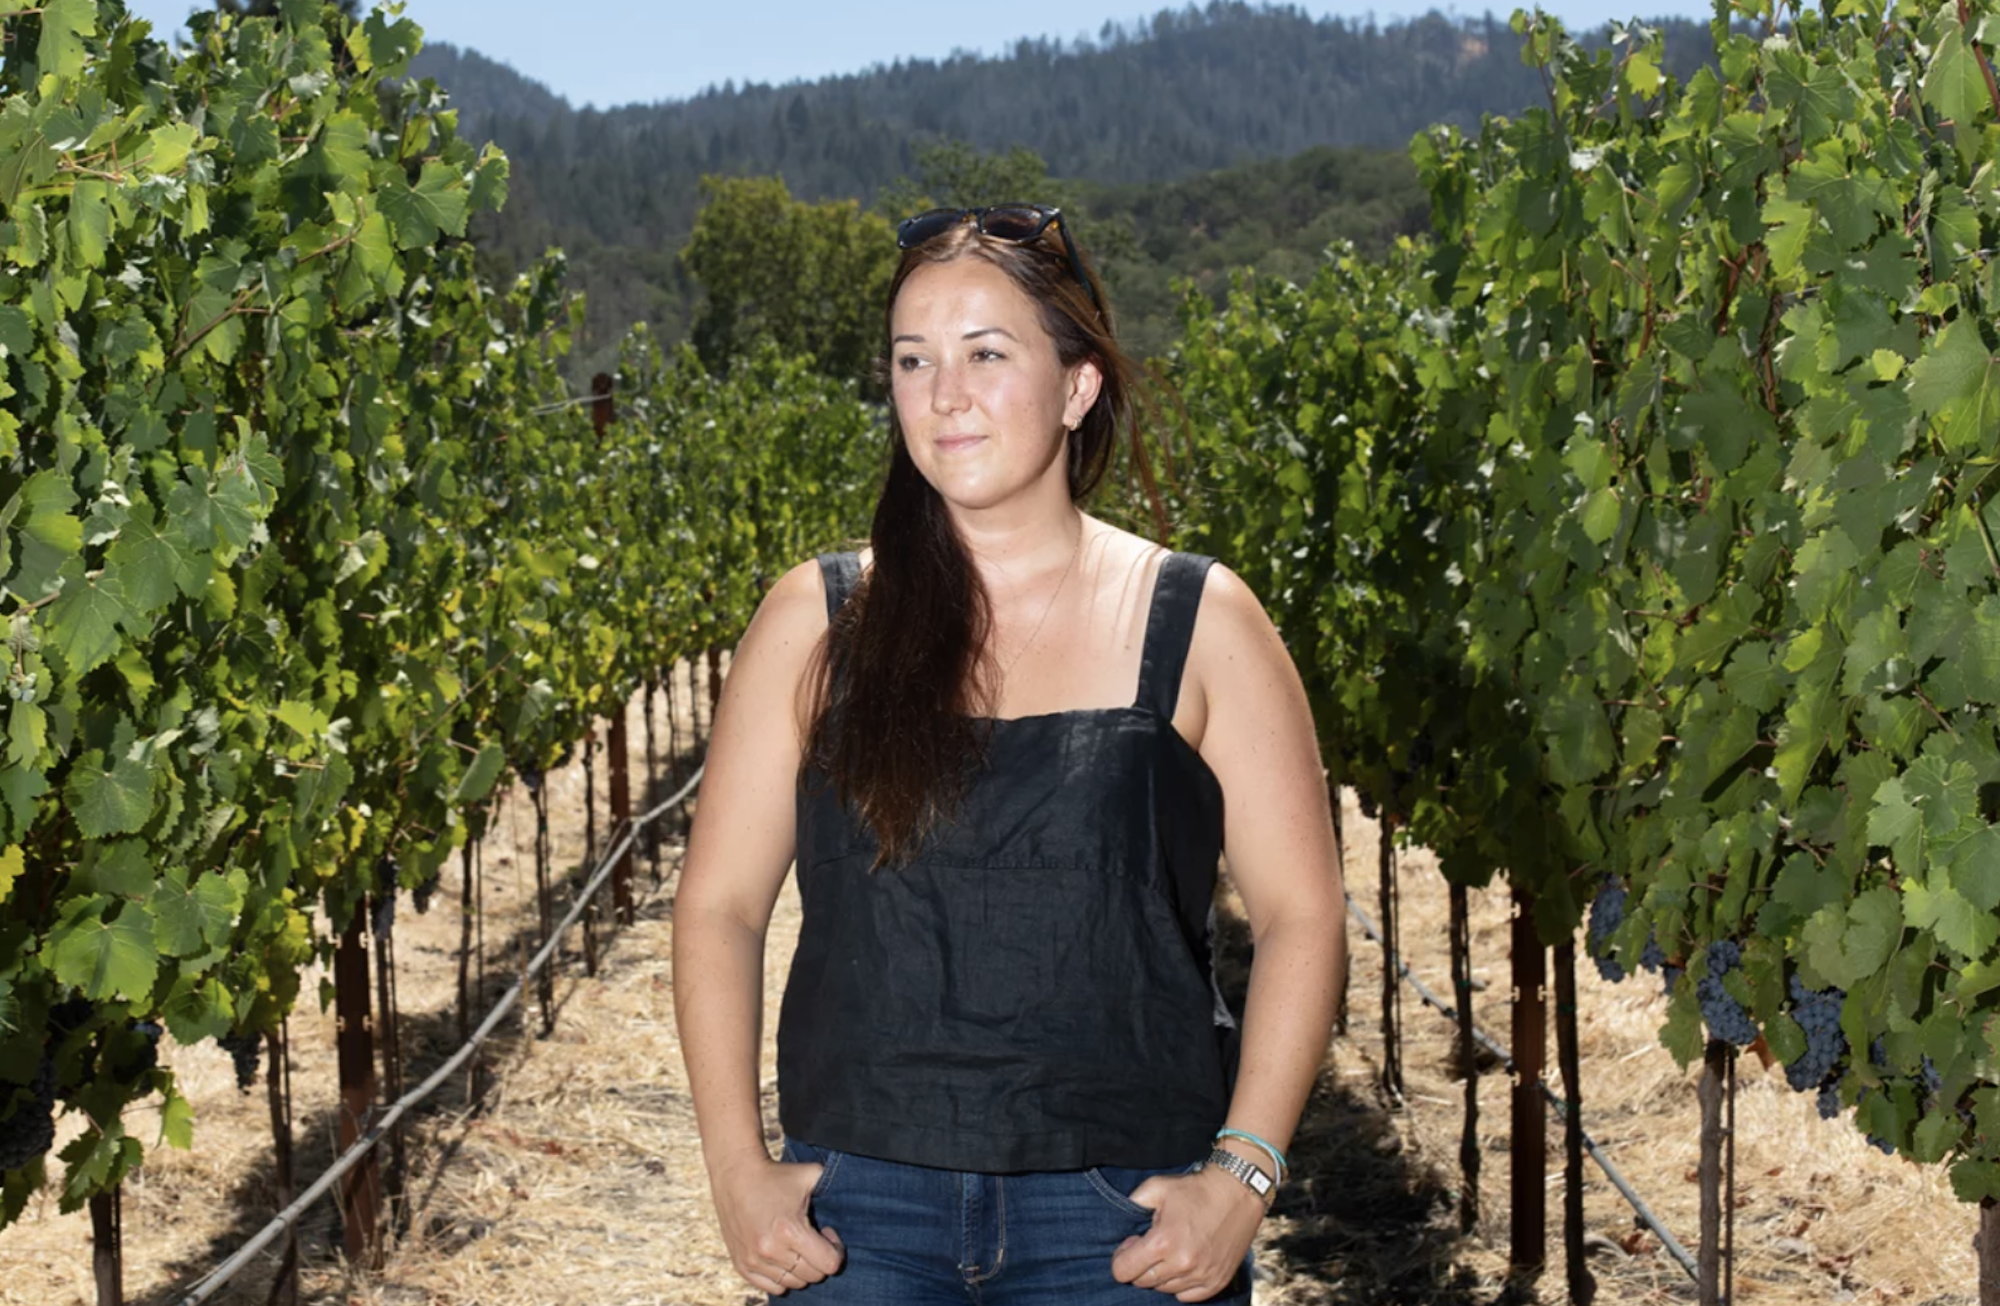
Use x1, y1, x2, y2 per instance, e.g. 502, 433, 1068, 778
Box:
1063, 356, 1105, 431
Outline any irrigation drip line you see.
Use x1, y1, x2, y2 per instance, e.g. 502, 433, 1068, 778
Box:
1343, 891, 1700, 1283
176, 764, 706, 1306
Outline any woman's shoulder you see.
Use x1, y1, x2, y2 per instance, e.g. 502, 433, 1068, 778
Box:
1086, 522, 1256, 624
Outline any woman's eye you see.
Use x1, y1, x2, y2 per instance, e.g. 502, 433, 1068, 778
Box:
972, 347, 1004, 362
894, 354, 924, 372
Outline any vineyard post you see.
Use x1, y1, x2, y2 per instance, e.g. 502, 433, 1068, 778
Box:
264, 1021, 299, 1306
611, 702, 634, 925
707, 647, 724, 734
457, 837, 475, 1046
1981, 1198, 1999, 1306
532, 784, 556, 1036
1696, 1038, 1728, 1305
88, 1186, 121, 1306
643, 673, 661, 884
1553, 938, 1594, 1304
1509, 885, 1546, 1286
1330, 781, 1348, 1036
688, 654, 705, 747
334, 904, 383, 1267
1449, 881, 1478, 1234
582, 728, 599, 977
1378, 815, 1403, 1102
371, 888, 407, 1226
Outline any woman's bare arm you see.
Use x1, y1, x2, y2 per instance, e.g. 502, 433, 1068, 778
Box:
672, 558, 845, 1293
1193, 563, 1347, 1161
1113, 563, 1346, 1302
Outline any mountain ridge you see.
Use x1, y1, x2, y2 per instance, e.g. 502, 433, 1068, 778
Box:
406, 3, 1716, 371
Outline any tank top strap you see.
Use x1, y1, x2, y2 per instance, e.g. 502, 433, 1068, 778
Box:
817, 551, 863, 622
1133, 552, 1217, 720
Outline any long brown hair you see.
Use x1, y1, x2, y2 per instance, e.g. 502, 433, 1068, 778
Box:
802, 216, 1162, 868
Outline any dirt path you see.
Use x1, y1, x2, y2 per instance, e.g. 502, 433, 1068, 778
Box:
2, 670, 1979, 1304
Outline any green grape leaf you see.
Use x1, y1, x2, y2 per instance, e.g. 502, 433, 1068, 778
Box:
1922, 20, 1992, 125
0, 843, 19, 905
162, 973, 234, 1046
146, 867, 244, 958
380, 162, 471, 251
1914, 1104, 1967, 1163
1907, 755, 1980, 835
47, 566, 138, 675
159, 1082, 194, 1151
6, 699, 44, 768
1907, 319, 2000, 451
1950, 1158, 2000, 1204
66, 180, 109, 270
107, 509, 207, 611
454, 741, 506, 804
1802, 888, 1904, 988
1542, 679, 1615, 784
1580, 487, 1621, 544
75, 839, 152, 897
44, 898, 158, 1001
1904, 877, 2000, 961
35, 0, 96, 82
64, 747, 154, 838
1661, 978, 1705, 1069
1946, 823, 2000, 912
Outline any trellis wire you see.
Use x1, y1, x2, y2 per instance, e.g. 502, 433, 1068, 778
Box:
174, 764, 706, 1306
1342, 891, 1699, 1283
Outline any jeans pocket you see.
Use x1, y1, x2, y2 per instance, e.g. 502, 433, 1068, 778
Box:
1084, 1162, 1192, 1218
780, 1135, 844, 1200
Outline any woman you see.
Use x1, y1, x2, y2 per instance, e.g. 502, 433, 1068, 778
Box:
672, 203, 1346, 1303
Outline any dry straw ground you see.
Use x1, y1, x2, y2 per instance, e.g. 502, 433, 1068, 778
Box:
1, 667, 1980, 1305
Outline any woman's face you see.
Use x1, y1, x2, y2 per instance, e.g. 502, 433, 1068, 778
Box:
888, 255, 1101, 514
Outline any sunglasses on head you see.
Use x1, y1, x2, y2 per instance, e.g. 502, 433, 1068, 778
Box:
895, 203, 1101, 312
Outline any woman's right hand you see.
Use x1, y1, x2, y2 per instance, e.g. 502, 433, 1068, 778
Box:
712, 1149, 846, 1295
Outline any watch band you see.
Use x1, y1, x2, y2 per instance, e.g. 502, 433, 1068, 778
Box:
1194, 1145, 1276, 1208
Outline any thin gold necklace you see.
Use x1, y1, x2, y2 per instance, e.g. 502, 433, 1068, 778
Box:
995, 518, 1084, 693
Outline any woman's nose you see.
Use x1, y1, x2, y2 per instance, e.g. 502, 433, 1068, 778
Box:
930, 361, 972, 415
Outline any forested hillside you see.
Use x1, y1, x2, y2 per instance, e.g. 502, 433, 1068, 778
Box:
410, 3, 1714, 372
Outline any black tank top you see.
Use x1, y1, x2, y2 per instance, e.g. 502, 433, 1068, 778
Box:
776, 550, 1237, 1173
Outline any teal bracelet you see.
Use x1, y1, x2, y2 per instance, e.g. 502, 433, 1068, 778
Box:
1215, 1128, 1288, 1178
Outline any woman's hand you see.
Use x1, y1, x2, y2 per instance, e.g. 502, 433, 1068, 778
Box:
1109, 1164, 1263, 1301
711, 1149, 846, 1296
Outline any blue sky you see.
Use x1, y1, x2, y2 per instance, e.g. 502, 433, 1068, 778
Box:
119, 0, 1720, 109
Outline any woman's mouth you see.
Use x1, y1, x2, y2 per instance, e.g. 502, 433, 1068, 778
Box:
934, 434, 986, 453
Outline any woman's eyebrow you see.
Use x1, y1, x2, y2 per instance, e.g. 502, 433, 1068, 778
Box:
891, 326, 1021, 345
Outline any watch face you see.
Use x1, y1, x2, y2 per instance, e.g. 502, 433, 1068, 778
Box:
1250, 1170, 1273, 1195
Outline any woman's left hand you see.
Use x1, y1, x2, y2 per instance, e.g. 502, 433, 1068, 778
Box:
1109, 1164, 1264, 1300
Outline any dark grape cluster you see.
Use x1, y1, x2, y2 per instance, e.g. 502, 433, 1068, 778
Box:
48, 996, 94, 1041
1782, 975, 1847, 1092
412, 865, 442, 915
108, 1020, 163, 1086
370, 890, 396, 941
1586, 881, 1628, 982
1639, 934, 1666, 972
218, 1029, 261, 1093
0, 1057, 58, 1173
1817, 1083, 1842, 1120
1696, 940, 1758, 1046
519, 762, 543, 794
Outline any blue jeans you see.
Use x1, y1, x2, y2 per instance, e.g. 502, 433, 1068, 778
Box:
772, 1136, 1255, 1304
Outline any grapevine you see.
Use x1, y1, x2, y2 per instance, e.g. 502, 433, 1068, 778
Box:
1165, 0, 2000, 1200
0, 0, 880, 1217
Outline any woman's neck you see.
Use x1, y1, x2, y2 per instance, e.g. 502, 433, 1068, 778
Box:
953, 500, 1088, 592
